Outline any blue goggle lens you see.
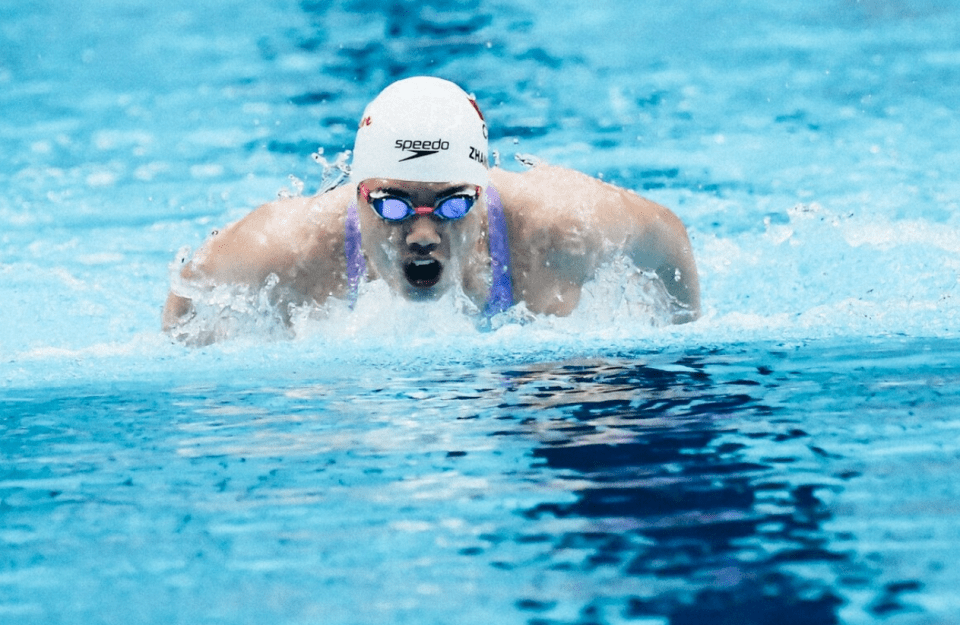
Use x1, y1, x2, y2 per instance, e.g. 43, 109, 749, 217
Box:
370, 192, 478, 221
375, 198, 411, 220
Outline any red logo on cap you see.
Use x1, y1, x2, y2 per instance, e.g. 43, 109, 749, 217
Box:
467, 96, 485, 122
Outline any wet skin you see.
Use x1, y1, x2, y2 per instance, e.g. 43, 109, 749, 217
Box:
162, 165, 701, 339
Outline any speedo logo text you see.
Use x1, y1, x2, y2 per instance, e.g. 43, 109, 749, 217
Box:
395, 138, 450, 162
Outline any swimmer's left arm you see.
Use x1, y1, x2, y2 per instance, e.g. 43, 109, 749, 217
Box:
618, 190, 701, 320
492, 165, 700, 321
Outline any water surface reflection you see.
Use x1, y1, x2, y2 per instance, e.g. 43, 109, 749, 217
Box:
493, 355, 854, 624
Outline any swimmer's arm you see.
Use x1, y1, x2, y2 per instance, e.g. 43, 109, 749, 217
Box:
619, 191, 701, 320
162, 186, 353, 331
162, 291, 192, 331
491, 165, 700, 320
161, 203, 299, 331
495, 166, 701, 320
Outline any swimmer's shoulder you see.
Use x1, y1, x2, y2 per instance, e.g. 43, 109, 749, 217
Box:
194, 183, 353, 285
491, 164, 623, 220
491, 164, 682, 240
491, 164, 627, 241
250, 183, 352, 239
234, 184, 352, 254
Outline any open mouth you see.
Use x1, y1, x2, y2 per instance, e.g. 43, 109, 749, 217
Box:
403, 258, 443, 289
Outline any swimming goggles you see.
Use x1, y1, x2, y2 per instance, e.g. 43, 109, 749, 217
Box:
359, 183, 480, 221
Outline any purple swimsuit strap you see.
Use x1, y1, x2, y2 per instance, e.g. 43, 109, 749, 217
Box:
481, 185, 513, 317
344, 196, 366, 307
345, 185, 513, 316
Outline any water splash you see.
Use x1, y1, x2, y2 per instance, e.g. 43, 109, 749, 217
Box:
514, 152, 543, 169
164, 248, 685, 349
312, 147, 352, 193
289, 280, 483, 347
573, 255, 695, 326
276, 174, 305, 199
166, 253, 293, 346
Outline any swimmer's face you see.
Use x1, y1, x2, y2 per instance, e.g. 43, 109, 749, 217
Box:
357, 179, 484, 301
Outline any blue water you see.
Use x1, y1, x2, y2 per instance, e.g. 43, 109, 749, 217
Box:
3, 0, 960, 623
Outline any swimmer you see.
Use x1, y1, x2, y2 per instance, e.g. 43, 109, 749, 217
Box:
163, 76, 700, 338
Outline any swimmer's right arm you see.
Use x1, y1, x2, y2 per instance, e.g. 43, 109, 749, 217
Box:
161, 203, 294, 331
162, 185, 354, 332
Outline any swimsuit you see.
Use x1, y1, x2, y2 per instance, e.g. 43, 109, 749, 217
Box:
345, 185, 514, 317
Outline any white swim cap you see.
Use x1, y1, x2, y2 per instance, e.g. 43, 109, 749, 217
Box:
350, 76, 489, 187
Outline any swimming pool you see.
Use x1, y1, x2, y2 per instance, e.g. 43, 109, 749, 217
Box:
3, 0, 960, 622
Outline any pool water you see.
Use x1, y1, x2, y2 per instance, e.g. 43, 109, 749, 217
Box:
3, 1, 960, 623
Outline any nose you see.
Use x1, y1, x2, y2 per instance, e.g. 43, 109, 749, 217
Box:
405, 216, 441, 254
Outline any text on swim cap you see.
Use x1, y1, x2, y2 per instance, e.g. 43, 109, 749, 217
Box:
395, 139, 450, 152
395, 138, 451, 163
469, 146, 488, 166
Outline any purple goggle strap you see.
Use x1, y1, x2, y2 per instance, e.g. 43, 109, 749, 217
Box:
344, 185, 513, 316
